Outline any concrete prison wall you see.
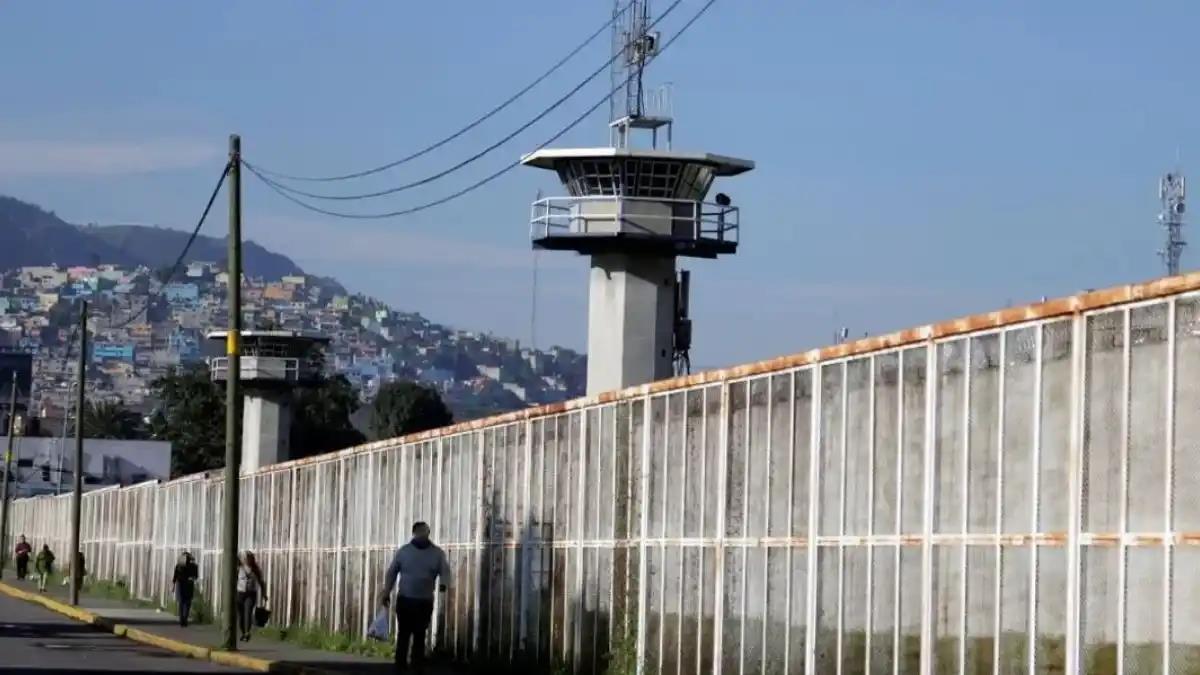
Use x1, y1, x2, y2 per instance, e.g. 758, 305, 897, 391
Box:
11, 273, 1200, 674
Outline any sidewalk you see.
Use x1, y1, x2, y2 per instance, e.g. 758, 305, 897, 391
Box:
0, 575, 468, 674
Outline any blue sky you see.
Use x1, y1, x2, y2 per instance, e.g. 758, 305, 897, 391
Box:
2, 1, 1198, 367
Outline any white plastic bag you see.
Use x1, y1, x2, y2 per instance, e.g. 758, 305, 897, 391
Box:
367, 609, 390, 641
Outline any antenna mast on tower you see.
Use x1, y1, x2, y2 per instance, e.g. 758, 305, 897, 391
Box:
1159, 171, 1187, 276
609, 0, 665, 148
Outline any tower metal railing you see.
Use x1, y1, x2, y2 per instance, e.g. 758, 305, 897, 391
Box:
529, 195, 739, 244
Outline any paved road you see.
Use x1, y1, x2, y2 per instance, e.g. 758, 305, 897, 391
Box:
0, 592, 250, 674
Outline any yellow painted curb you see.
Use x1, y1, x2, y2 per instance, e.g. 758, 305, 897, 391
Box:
209, 649, 274, 672
0, 581, 344, 675
0, 581, 104, 626
124, 626, 212, 660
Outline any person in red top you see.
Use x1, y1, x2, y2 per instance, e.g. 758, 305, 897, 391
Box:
14, 535, 32, 580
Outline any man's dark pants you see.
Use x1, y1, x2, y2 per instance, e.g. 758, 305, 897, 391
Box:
394, 596, 434, 671
176, 584, 194, 627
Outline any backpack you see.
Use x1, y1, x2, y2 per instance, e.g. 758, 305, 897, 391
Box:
237, 567, 258, 593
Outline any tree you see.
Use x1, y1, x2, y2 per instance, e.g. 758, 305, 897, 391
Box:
46, 300, 78, 329
290, 375, 366, 459
80, 400, 147, 440
145, 297, 171, 324
369, 381, 453, 441
149, 365, 227, 477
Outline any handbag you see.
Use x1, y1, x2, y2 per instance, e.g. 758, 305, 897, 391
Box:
366, 609, 390, 641
253, 606, 271, 628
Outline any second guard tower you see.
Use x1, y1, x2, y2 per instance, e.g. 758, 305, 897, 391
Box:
522, 0, 754, 395
208, 330, 329, 472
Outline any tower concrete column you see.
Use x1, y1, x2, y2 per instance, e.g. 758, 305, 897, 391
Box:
586, 253, 676, 395
240, 390, 292, 473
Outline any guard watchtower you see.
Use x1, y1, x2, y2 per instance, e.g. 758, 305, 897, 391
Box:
522, 0, 754, 395
207, 330, 329, 472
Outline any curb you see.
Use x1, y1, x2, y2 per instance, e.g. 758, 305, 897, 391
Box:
124, 625, 215, 662
208, 649, 274, 672
0, 581, 335, 674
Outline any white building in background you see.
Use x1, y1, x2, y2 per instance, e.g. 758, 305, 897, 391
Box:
1, 436, 172, 498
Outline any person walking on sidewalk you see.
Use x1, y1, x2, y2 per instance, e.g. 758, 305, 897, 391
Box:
14, 535, 31, 580
172, 551, 199, 627
379, 521, 451, 673
61, 550, 86, 589
34, 544, 54, 592
236, 551, 267, 642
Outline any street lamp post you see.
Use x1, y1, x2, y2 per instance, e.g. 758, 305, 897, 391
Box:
56, 382, 76, 495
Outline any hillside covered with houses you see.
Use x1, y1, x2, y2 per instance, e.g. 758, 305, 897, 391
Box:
4, 260, 586, 431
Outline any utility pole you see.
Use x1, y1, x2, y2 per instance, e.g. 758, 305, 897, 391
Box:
222, 135, 243, 651
0, 372, 17, 579
68, 300, 87, 606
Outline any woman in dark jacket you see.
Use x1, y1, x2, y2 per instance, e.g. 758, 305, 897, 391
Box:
14, 535, 32, 580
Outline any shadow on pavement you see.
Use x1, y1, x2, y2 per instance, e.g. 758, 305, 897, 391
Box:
0, 623, 103, 640
276, 659, 466, 675
6, 662, 211, 667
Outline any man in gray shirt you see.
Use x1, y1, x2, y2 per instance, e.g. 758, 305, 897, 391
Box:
381, 521, 451, 672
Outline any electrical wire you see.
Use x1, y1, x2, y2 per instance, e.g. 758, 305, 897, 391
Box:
244, 0, 683, 202
244, 0, 718, 220
110, 161, 230, 329
250, 0, 636, 184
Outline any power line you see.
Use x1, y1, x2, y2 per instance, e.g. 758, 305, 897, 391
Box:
244, 0, 718, 220
244, 0, 683, 202
110, 162, 230, 330
250, 0, 635, 184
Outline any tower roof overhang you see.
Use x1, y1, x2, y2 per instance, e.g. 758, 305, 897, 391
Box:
521, 147, 754, 176
205, 330, 331, 345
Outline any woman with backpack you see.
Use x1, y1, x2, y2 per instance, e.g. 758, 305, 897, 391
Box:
34, 545, 55, 593
236, 551, 267, 642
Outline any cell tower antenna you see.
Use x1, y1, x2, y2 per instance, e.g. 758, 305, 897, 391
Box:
609, 0, 669, 149
1158, 170, 1187, 276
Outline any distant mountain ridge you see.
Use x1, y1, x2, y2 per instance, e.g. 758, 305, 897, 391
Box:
0, 195, 306, 280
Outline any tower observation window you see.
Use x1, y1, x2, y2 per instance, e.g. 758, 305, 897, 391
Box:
554, 158, 718, 200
